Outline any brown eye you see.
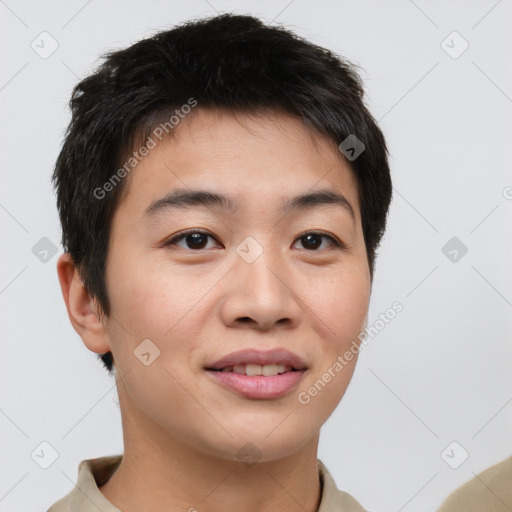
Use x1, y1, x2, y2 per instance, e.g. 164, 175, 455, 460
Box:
162, 229, 344, 252
163, 230, 219, 250
293, 231, 342, 251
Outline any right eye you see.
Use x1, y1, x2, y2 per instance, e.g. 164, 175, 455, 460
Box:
161, 229, 222, 251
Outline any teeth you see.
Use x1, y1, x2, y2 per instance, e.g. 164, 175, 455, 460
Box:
246, 364, 262, 376
262, 364, 279, 376
220, 364, 292, 375
233, 364, 245, 374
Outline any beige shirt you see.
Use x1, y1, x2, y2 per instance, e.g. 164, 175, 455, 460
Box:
437, 455, 512, 512
47, 455, 367, 511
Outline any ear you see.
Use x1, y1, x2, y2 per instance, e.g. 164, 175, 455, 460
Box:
56, 253, 111, 355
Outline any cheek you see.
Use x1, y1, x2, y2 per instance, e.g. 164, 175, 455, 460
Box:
296, 269, 369, 405
106, 255, 207, 341
331, 286, 369, 350
105, 257, 218, 393
300, 268, 370, 344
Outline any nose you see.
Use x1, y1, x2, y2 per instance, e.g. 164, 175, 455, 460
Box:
219, 240, 302, 332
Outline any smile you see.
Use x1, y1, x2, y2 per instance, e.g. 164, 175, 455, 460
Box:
214, 363, 295, 376
205, 366, 306, 399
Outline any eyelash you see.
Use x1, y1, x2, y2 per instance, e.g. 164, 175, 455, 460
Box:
162, 229, 345, 252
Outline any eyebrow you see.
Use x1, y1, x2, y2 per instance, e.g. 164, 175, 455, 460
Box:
143, 187, 355, 221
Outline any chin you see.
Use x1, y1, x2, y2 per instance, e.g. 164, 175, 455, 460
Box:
200, 422, 315, 463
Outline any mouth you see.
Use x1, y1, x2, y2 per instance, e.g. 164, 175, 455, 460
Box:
207, 363, 300, 376
204, 347, 308, 372
204, 348, 308, 399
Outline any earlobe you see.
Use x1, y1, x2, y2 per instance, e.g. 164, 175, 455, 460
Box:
56, 253, 111, 354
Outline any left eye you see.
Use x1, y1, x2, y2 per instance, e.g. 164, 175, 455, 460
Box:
293, 232, 341, 251
162, 230, 342, 251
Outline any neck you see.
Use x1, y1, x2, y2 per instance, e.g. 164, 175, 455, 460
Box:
100, 389, 322, 512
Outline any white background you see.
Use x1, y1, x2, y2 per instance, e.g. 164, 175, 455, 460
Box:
1, 1, 511, 511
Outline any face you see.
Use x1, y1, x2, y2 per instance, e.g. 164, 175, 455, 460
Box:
98, 109, 370, 462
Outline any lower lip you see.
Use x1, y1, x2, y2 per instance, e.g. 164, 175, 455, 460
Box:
205, 370, 306, 399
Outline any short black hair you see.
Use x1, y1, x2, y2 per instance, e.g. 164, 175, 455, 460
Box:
53, 13, 392, 376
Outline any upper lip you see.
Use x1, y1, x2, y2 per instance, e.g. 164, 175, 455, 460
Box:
205, 348, 307, 371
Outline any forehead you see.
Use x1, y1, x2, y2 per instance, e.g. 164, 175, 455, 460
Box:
116, 108, 361, 222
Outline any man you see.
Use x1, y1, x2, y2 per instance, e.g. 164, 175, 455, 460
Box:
48, 13, 392, 512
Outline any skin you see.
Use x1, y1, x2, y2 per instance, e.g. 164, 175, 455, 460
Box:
57, 108, 371, 512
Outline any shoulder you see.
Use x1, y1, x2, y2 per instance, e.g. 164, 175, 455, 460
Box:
317, 459, 368, 512
437, 455, 512, 512
46, 455, 123, 512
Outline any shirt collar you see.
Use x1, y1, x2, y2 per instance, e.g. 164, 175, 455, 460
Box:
48, 455, 366, 512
